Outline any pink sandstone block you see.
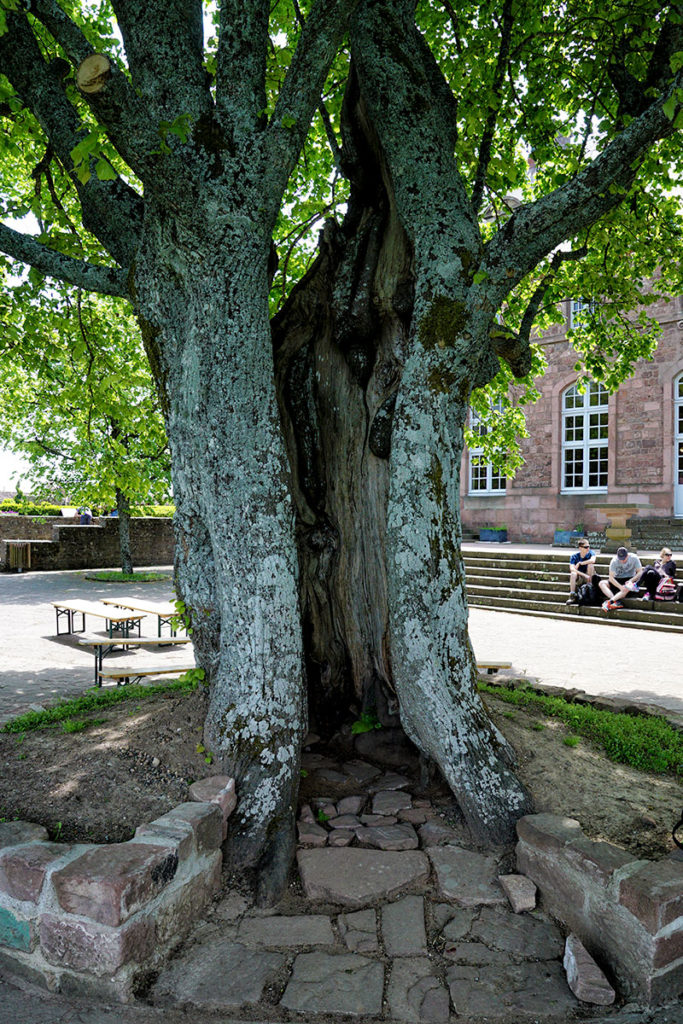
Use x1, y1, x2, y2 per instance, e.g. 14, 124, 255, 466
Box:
40, 912, 154, 976
51, 843, 179, 927
498, 873, 537, 913
563, 934, 615, 1005
0, 822, 48, 850
134, 818, 195, 861
654, 928, 683, 970
153, 852, 222, 946
162, 802, 223, 852
619, 860, 683, 934
0, 843, 68, 903
188, 776, 237, 839
516, 814, 582, 854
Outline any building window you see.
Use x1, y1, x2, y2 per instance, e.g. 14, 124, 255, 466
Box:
570, 298, 595, 329
561, 381, 608, 492
468, 403, 507, 495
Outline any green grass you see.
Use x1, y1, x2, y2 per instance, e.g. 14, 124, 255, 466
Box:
83, 570, 169, 583
1, 675, 201, 735
479, 682, 683, 776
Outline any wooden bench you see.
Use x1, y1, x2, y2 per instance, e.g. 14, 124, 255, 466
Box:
100, 597, 180, 637
52, 600, 145, 638
79, 636, 193, 687
476, 661, 512, 675
97, 663, 196, 686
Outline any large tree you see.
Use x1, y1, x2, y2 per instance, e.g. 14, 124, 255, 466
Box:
0, 0, 681, 900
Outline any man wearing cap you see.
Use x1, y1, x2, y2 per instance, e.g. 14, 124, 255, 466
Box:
597, 547, 642, 610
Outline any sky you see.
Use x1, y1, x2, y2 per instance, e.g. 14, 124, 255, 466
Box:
0, 448, 30, 492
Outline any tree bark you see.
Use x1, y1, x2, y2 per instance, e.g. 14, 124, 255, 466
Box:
115, 487, 133, 574
135, 216, 305, 904
273, 78, 412, 735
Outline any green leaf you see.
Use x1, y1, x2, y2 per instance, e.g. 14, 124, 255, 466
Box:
94, 159, 117, 181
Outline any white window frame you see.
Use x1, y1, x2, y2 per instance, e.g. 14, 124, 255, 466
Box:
561, 381, 609, 494
468, 403, 507, 496
570, 298, 595, 330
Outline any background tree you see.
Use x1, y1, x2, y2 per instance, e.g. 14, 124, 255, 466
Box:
0, 0, 681, 899
0, 283, 170, 572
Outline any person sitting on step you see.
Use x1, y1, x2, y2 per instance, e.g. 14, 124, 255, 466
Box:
566, 539, 596, 604
635, 547, 677, 600
598, 546, 643, 611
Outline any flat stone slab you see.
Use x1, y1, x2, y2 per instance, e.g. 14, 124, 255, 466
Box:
153, 939, 284, 1010
369, 771, 411, 792
471, 906, 564, 960
297, 848, 429, 907
382, 895, 427, 955
280, 952, 384, 1016
343, 760, 382, 784
236, 914, 334, 948
372, 791, 413, 816
338, 909, 378, 952
387, 957, 450, 1022
447, 960, 577, 1017
359, 823, 419, 851
564, 934, 616, 1005
428, 846, 506, 906
498, 873, 537, 913
440, 907, 476, 943
418, 821, 463, 847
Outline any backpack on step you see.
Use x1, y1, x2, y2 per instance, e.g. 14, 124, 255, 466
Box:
576, 582, 597, 606
655, 576, 677, 601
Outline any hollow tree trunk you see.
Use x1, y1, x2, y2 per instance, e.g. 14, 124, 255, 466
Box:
135, 217, 304, 903
115, 487, 133, 574
273, 78, 412, 734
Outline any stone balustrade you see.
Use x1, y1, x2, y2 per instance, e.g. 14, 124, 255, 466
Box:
0, 775, 236, 1001
516, 813, 683, 1004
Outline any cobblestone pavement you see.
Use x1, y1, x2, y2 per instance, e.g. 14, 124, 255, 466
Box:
4, 743, 682, 1024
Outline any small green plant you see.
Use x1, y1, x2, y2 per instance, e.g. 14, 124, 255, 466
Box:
316, 809, 330, 824
502, 711, 516, 719
531, 721, 545, 731
300, 768, 308, 778
53, 822, 63, 841
564, 735, 581, 747
351, 711, 382, 735
60, 717, 106, 734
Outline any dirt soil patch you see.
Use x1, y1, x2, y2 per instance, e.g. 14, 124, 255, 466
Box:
0, 686, 680, 859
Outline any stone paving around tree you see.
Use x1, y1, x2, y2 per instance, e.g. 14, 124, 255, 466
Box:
149, 739, 619, 1022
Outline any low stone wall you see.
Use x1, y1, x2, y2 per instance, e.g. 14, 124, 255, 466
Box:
516, 813, 683, 1005
0, 776, 236, 1001
0, 515, 174, 571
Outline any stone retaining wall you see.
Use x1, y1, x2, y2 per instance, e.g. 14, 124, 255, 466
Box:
0, 776, 235, 1001
516, 813, 683, 1004
0, 516, 174, 571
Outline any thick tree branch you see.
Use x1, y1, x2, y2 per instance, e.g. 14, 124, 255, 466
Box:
266, 0, 359, 181
0, 10, 143, 265
490, 246, 587, 376
215, 0, 269, 143
470, 0, 514, 216
483, 73, 683, 294
0, 223, 128, 297
291, 0, 344, 174
109, 0, 211, 124
17, 0, 164, 180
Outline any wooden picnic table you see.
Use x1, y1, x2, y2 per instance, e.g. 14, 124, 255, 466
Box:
96, 662, 196, 686
52, 600, 145, 639
99, 597, 180, 637
78, 635, 193, 687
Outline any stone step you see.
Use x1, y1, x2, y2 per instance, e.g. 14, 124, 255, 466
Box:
467, 593, 683, 633
466, 579, 683, 615
468, 599, 683, 633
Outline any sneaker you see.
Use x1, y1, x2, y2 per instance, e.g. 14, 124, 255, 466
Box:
601, 600, 612, 611
566, 594, 578, 605
625, 581, 639, 593
612, 601, 624, 609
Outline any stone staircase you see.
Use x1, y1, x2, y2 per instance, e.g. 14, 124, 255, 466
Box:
629, 516, 683, 551
463, 547, 683, 634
